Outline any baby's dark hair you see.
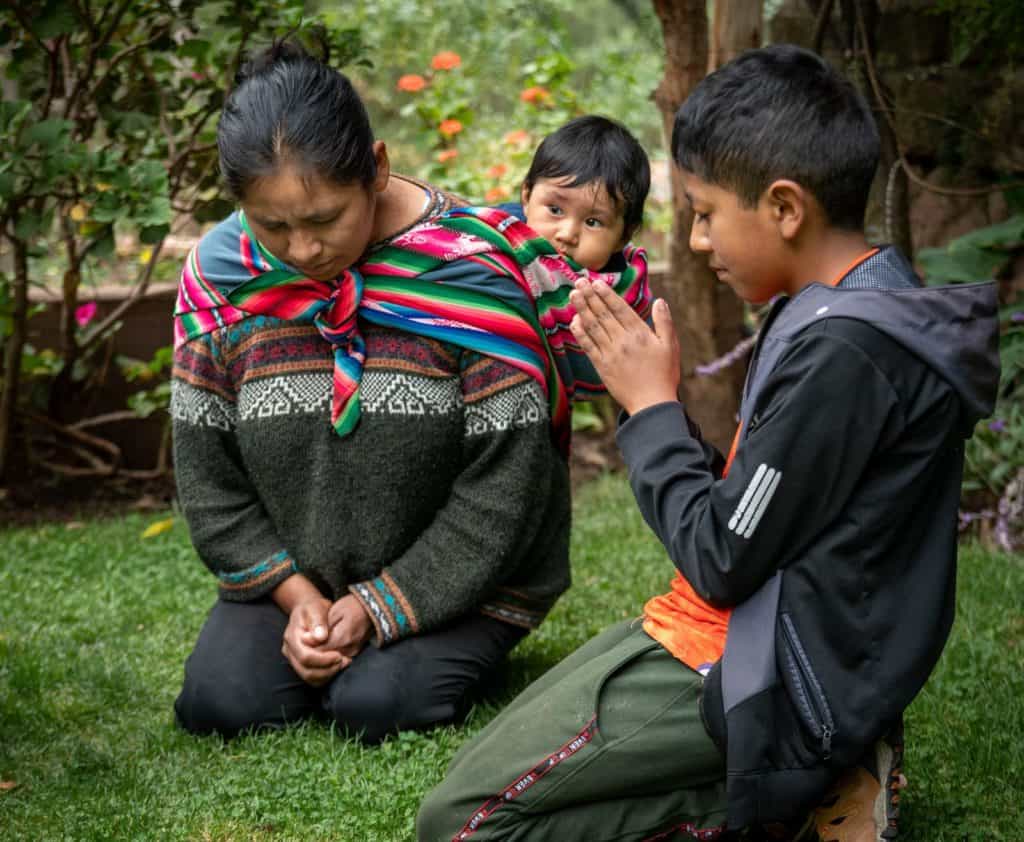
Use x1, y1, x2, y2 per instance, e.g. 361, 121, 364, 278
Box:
672, 44, 879, 231
523, 115, 651, 237
218, 38, 376, 199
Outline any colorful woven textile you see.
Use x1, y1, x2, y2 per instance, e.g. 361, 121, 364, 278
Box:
174, 205, 651, 452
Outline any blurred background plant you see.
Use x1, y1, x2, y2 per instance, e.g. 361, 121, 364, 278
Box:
330, 0, 667, 252
2, 0, 1022, 546
919, 212, 1024, 550
0, 0, 366, 482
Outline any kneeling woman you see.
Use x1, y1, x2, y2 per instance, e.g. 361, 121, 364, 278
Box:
171, 41, 648, 743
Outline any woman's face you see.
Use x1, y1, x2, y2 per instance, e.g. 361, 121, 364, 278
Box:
241, 152, 387, 281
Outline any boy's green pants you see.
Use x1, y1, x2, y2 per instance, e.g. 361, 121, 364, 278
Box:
417, 619, 729, 841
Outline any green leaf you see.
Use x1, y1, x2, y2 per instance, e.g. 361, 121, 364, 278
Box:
90, 231, 116, 260
0, 172, 16, 200
0, 100, 32, 137
33, 0, 78, 40
179, 39, 212, 60
918, 245, 1009, 285
13, 208, 53, 240
949, 214, 1024, 251
24, 118, 72, 150
139, 224, 170, 245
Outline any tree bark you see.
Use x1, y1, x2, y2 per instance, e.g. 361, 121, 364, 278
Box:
710, 0, 763, 71
652, 0, 746, 452
0, 237, 29, 485
852, 0, 913, 257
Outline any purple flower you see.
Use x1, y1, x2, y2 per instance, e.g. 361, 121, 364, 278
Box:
988, 418, 1007, 433
1011, 311, 1024, 324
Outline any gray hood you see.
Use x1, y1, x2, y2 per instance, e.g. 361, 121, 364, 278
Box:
784, 247, 1001, 435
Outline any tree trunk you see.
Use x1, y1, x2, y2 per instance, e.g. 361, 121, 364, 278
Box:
710, 0, 764, 71
851, 0, 913, 257
0, 237, 29, 485
652, 0, 746, 452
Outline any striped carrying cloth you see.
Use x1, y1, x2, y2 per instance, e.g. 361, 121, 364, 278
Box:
174, 205, 650, 453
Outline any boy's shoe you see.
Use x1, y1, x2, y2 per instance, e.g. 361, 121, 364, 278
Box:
811, 719, 906, 842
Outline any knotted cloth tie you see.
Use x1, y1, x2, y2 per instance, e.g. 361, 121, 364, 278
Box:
174, 205, 651, 453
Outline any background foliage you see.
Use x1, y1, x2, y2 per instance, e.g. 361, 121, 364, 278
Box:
919, 214, 1024, 549
326, 0, 666, 223
0, 0, 366, 479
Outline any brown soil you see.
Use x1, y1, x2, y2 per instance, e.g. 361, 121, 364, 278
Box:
0, 473, 177, 528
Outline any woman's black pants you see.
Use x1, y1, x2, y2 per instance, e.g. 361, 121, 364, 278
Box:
174, 598, 527, 744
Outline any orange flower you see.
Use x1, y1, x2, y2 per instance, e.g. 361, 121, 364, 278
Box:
519, 86, 551, 105
485, 185, 511, 203
503, 129, 530, 146
396, 74, 427, 93
431, 51, 462, 71
487, 164, 508, 179
439, 119, 463, 137
437, 149, 459, 163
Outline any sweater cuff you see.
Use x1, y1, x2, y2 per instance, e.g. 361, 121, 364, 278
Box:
349, 571, 421, 646
216, 549, 297, 602
616, 401, 690, 468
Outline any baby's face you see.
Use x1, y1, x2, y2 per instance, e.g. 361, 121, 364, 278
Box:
522, 177, 626, 271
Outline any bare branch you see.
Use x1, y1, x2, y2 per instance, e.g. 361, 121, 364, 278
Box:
88, 25, 171, 105
24, 410, 121, 473
8, 4, 55, 55
72, 410, 148, 429
77, 238, 165, 356
64, 0, 133, 119
812, 0, 836, 55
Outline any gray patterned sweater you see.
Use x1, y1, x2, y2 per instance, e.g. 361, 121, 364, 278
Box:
171, 317, 571, 645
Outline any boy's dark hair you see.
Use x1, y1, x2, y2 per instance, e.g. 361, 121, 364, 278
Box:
218, 39, 376, 200
523, 115, 651, 237
672, 44, 880, 231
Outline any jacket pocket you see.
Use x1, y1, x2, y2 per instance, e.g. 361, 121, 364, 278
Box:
778, 612, 836, 760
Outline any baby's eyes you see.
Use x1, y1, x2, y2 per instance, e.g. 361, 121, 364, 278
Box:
694, 211, 710, 223
585, 218, 604, 229
546, 205, 564, 216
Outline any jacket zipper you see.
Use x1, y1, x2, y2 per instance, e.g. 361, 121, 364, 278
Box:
781, 614, 836, 759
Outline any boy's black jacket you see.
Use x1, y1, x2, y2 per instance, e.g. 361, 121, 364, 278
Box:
617, 247, 1000, 828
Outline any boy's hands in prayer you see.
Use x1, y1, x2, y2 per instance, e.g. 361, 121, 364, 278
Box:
569, 280, 681, 416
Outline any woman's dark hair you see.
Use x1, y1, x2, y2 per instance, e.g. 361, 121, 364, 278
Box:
217, 39, 376, 199
672, 44, 880, 231
523, 115, 651, 237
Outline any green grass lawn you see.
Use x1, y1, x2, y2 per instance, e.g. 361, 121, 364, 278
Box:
1, 473, 1022, 841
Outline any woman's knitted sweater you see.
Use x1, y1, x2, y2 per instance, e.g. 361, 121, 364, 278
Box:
171, 179, 571, 645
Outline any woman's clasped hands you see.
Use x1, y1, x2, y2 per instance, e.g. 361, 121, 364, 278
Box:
281, 587, 373, 687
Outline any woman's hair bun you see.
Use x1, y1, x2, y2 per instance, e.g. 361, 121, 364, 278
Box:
234, 31, 331, 87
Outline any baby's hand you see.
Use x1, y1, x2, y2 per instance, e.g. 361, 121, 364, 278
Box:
569, 280, 680, 415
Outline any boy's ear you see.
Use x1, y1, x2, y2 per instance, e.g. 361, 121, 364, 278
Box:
764, 179, 807, 242
520, 183, 531, 207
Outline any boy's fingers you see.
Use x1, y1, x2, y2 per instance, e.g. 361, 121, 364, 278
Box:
589, 280, 636, 327
570, 314, 602, 358
652, 298, 676, 342
573, 284, 624, 343
569, 288, 613, 347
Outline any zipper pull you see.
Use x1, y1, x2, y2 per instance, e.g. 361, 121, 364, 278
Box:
821, 726, 833, 760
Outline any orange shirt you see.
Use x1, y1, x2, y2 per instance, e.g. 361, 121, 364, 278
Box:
643, 249, 879, 674
641, 426, 740, 674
